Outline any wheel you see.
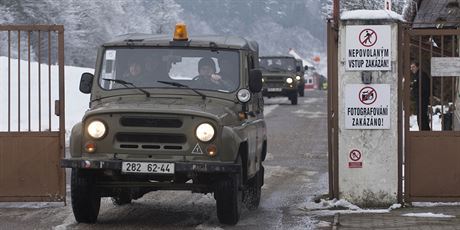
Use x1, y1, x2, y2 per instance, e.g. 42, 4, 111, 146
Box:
215, 174, 242, 225
290, 93, 298, 105
71, 169, 101, 223
299, 86, 304, 97
243, 164, 264, 210
111, 189, 133, 206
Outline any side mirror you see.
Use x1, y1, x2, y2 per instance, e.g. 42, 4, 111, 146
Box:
304, 65, 309, 71
249, 69, 263, 93
79, 72, 94, 94
296, 66, 301, 72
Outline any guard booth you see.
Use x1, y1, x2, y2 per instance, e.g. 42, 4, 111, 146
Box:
328, 9, 460, 206
0, 25, 65, 202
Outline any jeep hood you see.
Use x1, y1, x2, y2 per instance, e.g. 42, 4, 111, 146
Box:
83, 97, 239, 124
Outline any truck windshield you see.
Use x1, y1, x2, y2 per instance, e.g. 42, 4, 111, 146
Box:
259, 57, 296, 72
99, 48, 240, 93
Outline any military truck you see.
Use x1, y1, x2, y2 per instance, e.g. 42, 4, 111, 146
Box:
295, 59, 307, 97
61, 23, 267, 225
259, 55, 299, 105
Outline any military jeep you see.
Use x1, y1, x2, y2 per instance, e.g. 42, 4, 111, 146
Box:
259, 55, 299, 105
61, 24, 267, 225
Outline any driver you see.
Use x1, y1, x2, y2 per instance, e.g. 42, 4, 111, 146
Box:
194, 57, 231, 90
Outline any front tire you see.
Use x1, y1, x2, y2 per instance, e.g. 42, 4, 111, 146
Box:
299, 86, 305, 97
215, 174, 242, 225
290, 93, 298, 105
243, 165, 263, 210
71, 169, 101, 223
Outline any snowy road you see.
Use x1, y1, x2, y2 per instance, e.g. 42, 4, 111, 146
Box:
0, 90, 332, 230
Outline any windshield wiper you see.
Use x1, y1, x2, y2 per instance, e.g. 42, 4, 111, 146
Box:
103, 78, 150, 97
157, 80, 206, 100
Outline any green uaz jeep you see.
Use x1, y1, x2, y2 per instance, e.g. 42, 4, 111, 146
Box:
61, 24, 267, 225
259, 55, 299, 105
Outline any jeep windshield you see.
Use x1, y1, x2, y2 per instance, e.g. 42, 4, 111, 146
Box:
259, 57, 296, 72
99, 48, 240, 93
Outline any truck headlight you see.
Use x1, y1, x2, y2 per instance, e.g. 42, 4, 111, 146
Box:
87, 120, 107, 139
296, 75, 301, 81
286, 77, 293, 84
196, 123, 215, 142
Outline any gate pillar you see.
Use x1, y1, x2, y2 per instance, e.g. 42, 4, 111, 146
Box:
336, 11, 404, 207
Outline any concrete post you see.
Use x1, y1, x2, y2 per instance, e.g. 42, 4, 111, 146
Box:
337, 11, 403, 207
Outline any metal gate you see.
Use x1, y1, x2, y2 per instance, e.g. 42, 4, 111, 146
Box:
0, 25, 65, 202
404, 28, 460, 202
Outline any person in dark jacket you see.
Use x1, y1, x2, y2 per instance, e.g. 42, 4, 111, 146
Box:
410, 61, 430, 130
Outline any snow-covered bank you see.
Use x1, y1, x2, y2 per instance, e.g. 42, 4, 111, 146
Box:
0, 56, 92, 145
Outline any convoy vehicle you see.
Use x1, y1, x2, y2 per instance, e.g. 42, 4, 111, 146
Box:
61, 23, 267, 225
259, 55, 299, 105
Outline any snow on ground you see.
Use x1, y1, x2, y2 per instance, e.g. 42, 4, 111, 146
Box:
263, 104, 279, 116
300, 199, 402, 216
195, 225, 224, 230
0, 202, 64, 209
402, 212, 455, 218
413, 202, 460, 207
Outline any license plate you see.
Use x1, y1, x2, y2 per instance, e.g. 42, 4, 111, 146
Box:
122, 162, 174, 174
267, 88, 282, 92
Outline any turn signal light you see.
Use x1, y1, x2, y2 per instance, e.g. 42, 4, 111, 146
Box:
238, 112, 247, 121
207, 145, 217, 157
173, 22, 188, 41
85, 142, 96, 153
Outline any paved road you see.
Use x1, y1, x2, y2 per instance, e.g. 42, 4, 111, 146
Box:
0, 90, 331, 230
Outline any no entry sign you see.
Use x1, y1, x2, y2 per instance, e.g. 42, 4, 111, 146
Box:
345, 84, 391, 129
346, 25, 392, 71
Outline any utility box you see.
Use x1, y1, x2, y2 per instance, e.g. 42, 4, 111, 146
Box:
336, 10, 403, 207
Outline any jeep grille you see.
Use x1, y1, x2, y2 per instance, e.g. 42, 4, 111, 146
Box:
120, 116, 183, 128
265, 76, 284, 83
116, 133, 186, 143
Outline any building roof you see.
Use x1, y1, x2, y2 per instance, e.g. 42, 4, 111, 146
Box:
413, 0, 460, 28
103, 33, 259, 52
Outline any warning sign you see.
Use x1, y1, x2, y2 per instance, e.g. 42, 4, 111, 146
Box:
191, 143, 203, 154
348, 149, 363, 168
346, 25, 391, 71
345, 84, 390, 129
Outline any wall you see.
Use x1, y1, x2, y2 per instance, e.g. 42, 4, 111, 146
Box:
337, 19, 400, 207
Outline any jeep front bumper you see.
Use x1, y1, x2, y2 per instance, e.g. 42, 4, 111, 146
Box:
61, 159, 241, 173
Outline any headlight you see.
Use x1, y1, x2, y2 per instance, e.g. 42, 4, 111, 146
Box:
237, 89, 251, 103
262, 78, 265, 83
286, 77, 293, 84
87, 120, 107, 139
196, 123, 215, 142
296, 75, 301, 81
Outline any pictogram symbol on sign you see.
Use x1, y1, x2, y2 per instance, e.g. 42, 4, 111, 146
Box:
348, 149, 363, 168
359, 29, 377, 47
359, 86, 377, 105
191, 143, 203, 154
349, 149, 361, 161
